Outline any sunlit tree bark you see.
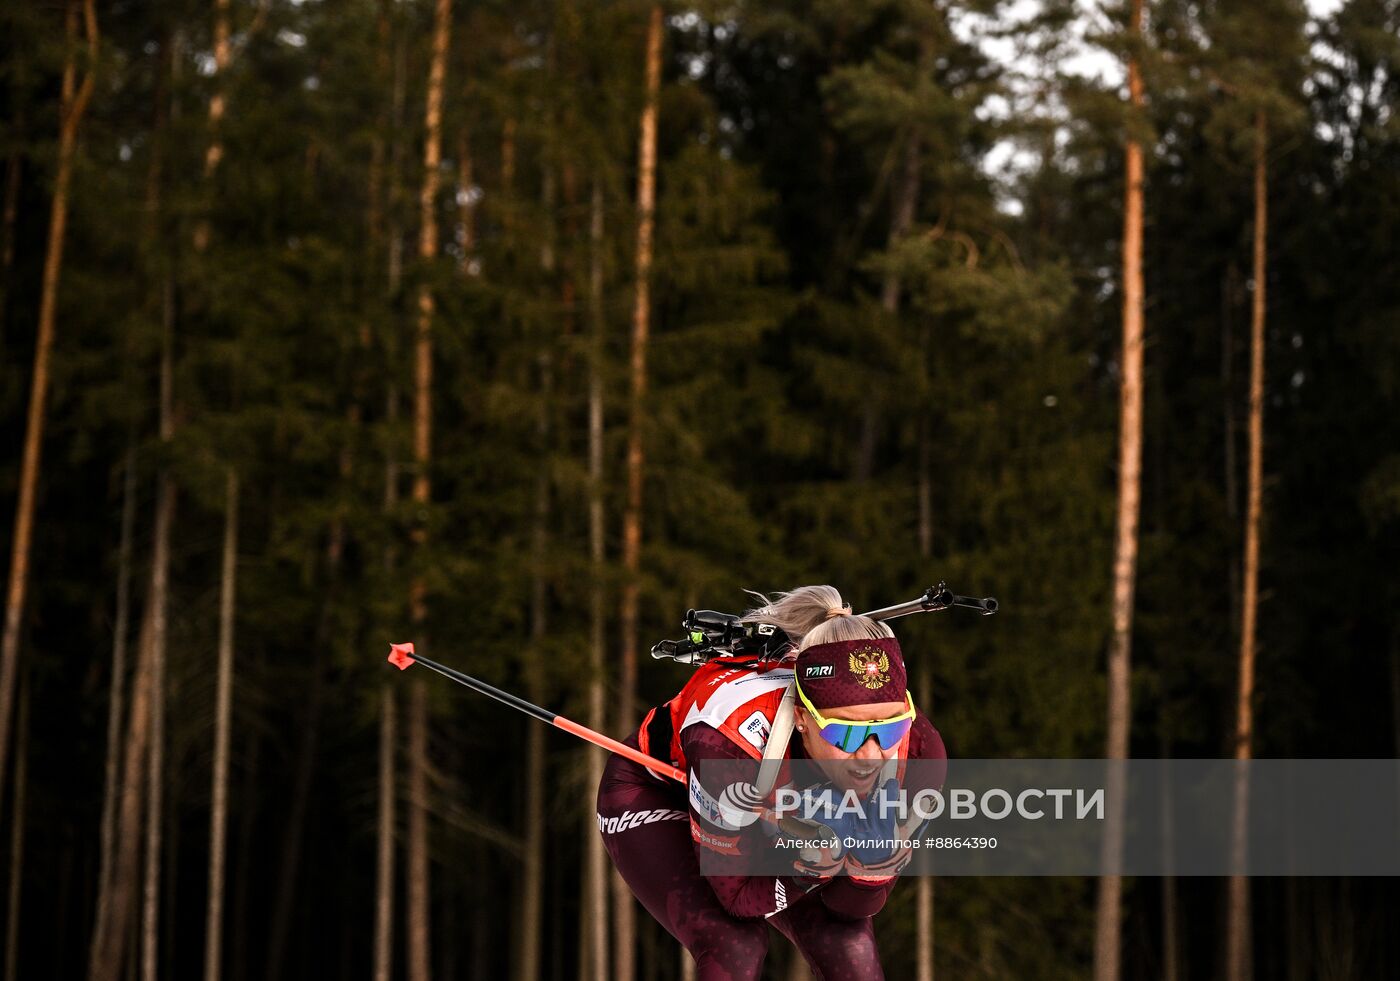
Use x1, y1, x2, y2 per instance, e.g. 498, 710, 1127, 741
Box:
203, 471, 237, 981
916, 665, 934, 981
1094, 3, 1146, 980
615, 10, 663, 979
1227, 107, 1269, 981
192, 0, 231, 253
141, 315, 176, 981
0, 0, 98, 806
408, 2, 452, 979
192, 3, 237, 978
93, 379, 172, 981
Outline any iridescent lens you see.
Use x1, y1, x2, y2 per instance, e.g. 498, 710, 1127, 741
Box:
817, 716, 913, 753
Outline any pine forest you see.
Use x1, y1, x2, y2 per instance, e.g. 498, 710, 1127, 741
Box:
1, 0, 1398, 978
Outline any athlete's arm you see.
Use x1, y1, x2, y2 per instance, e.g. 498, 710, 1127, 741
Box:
680, 722, 820, 919
907, 713, 947, 796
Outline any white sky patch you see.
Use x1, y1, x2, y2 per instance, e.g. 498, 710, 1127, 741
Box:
951, 1, 1119, 212
1304, 0, 1344, 16
956, 0, 1349, 212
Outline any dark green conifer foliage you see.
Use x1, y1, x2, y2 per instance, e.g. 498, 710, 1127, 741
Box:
2, 1, 1399, 979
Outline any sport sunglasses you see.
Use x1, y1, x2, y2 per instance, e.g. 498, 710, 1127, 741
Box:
794, 683, 916, 752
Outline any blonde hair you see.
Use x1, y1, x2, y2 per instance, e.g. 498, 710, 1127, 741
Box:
741, 585, 893, 652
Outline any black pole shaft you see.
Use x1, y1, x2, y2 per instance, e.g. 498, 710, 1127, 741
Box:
408, 652, 558, 724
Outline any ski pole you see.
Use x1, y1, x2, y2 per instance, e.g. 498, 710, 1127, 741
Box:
387, 642, 851, 851
388, 642, 686, 783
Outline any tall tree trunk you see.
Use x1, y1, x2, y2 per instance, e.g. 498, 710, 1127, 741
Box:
374, 5, 404, 978
91, 35, 166, 981
91, 166, 174, 981
583, 178, 612, 981
142, 450, 175, 981
581, 178, 611, 981
138, 118, 182, 976
915, 670, 934, 981
195, 2, 234, 971
912, 436, 935, 979
4, 679, 27, 981
519, 167, 556, 981
386, 11, 407, 310
135, 267, 177, 981
408, 4, 451, 981
1227, 108, 1268, 981
519, 433, 549, 981
92, 474, 172, 981
148, 16, 195, 971
142, 0, 233, 966
407, 679, 430, 981
91, 443, 137, 976
1094, 3, 1145, 979
374, 685, 397, 981
615, 12, 663, 980
916, 325, 934, 981
193, 0, 231, 252
203, 471, 238, 981
0, 0, 98, 801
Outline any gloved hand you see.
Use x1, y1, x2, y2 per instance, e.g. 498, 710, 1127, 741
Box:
837, 778, 913, 884
790, 778, 902, 865
843, 840, 913, 884
789, 829, 844, 879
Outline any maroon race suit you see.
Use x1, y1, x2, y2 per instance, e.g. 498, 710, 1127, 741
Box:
596, 657, 947, 980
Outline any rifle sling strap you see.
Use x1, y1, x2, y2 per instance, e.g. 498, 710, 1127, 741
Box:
755, 682, 796, 798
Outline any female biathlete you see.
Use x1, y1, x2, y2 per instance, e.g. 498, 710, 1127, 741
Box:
596, 585, 947, 979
